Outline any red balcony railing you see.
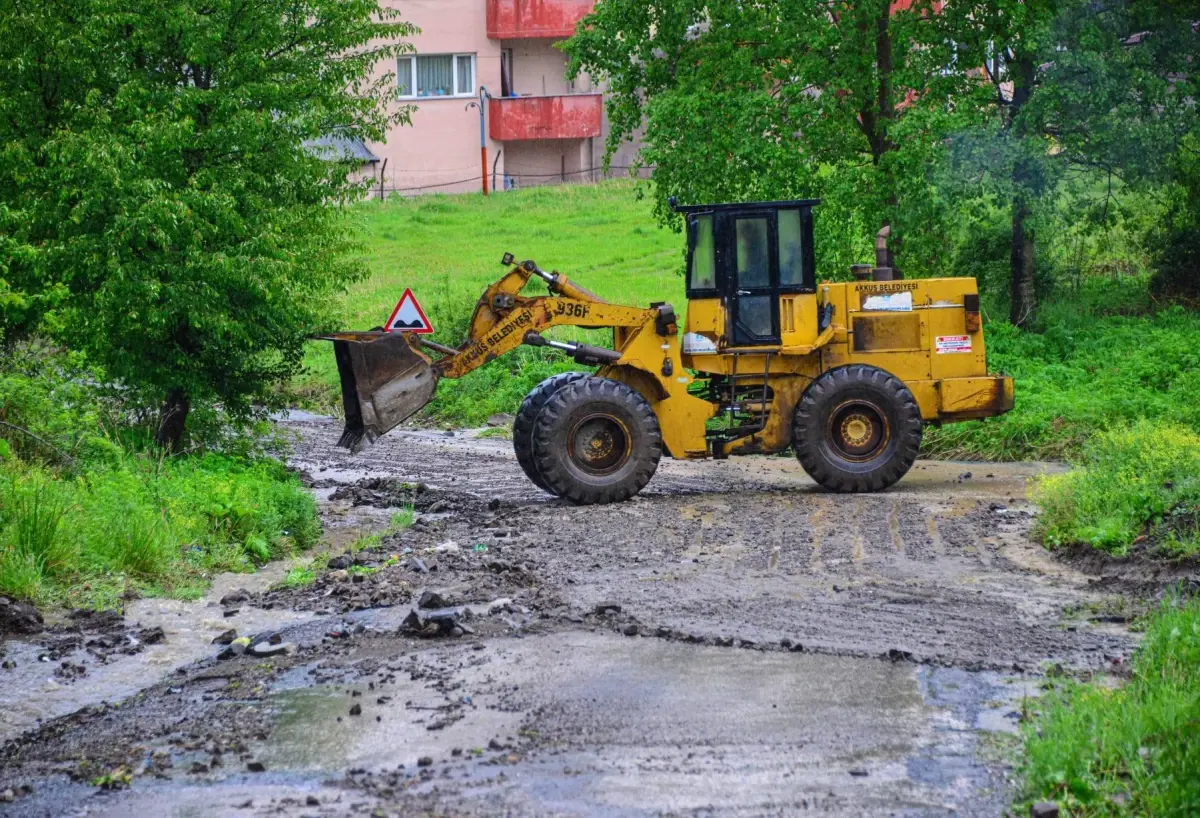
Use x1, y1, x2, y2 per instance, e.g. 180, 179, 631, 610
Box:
486, 0, 596, 39
488, 94, 602, 141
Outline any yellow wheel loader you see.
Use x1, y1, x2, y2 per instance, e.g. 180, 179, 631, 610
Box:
324, 199, 1013, 504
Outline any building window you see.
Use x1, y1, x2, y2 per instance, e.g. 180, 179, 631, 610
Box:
397, 54, 476, 98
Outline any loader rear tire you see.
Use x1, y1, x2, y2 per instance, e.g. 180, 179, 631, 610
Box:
513, 371, 590, 495
792, 364, 922, 493
531, 378, 662, 505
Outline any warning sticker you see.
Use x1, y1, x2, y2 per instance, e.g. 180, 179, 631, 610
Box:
935, 335, 972, 354
384, 288, 434, 335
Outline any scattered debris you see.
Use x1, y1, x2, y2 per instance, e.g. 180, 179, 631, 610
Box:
135, 626, 166, 646
0, 596, 44, 635
216, 637, 252, 660
418, 590, 454, 610
220, 589, 251, 607
402, 609, 473, 638
247, 641, 293, 658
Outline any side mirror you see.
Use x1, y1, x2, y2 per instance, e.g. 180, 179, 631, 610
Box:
501, 252, 515, 266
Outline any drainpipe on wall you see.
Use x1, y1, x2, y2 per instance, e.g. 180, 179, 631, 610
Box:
466, 86, 493, 195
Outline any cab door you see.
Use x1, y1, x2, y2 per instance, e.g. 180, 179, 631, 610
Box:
726, 213, 779, 346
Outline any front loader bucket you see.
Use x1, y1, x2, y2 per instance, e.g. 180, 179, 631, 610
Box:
320, 331, 438, 452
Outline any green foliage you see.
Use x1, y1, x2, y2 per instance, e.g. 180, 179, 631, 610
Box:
0, 0, 415, 439
1020, 597, 1200, 816
389, 505, 416, 532
1148, 135, 1200, 304
0, 470, 73, 599
924, 283, 1200, 462
0, 354, 320, 606
1032, 421, 1200, 557
565, 0, 982, 276
0, 452, 320, 605
279, 557, 323, 590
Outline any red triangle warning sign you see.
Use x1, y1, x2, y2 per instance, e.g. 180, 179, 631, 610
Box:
384, 288, 434, 335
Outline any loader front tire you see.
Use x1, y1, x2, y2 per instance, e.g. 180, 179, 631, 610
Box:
792, 365, 922, 493
513, 371, 590, 495
531, 378, 662, 505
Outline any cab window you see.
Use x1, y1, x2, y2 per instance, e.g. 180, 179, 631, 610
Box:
778, 209, 805, 287
687, 214, 717, 293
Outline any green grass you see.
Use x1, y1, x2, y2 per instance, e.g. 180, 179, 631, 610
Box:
1019, 597, 1200, 816
293, 181, 684, 424
923, 280, 1200, 462
1032, 421, 1200, 558
0, 453, 320, 607
0, 351, 321, 609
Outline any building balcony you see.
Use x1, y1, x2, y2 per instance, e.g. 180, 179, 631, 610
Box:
488, 94, 602, 141
486, 0, 596, 39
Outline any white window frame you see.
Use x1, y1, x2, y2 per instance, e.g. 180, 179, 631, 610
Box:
397, 53, 477, 100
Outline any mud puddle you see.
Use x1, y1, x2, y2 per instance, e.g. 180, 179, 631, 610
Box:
0, 567, 315, 744
257, 632, 1030, 817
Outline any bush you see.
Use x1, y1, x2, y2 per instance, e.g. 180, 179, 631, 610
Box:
1020, 597, 1200, 816
1032, 421, 1200, 557
1150, 223, 1200, 305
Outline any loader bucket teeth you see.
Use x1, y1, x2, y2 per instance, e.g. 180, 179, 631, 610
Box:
320, 331, 438, 452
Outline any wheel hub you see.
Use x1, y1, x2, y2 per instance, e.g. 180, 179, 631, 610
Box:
569, 414, 631, 475
826, 400, 890, 461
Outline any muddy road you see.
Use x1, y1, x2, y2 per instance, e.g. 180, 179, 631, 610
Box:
0, 416, 1144, 817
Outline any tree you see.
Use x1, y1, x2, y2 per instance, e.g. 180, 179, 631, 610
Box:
565, 0, 980, 277
0, 0, 415, 447
936, 0, 1198, 323
1039, 0, 1199, 303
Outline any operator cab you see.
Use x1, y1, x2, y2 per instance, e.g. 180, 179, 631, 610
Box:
672, 198, 818, 347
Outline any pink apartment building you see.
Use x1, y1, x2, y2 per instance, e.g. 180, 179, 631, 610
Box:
364, 0, 636, 195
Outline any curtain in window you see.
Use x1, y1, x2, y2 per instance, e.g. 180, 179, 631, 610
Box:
397, 57, 413, 96
456, 55, 474, 95
417, 55, 453, 96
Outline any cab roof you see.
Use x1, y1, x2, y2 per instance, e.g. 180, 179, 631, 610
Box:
668, 197, 821, 214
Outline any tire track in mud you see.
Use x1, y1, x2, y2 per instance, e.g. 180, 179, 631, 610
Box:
286, 418, 1134, 672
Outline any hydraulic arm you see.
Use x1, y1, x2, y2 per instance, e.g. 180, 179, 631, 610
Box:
323, 257, 679, 450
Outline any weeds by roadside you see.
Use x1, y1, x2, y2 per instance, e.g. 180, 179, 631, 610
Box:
1033, 421, 1200, 558
274, 503, 415, 592
1019, 596, 1200, 816
0, 349, 320, 610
